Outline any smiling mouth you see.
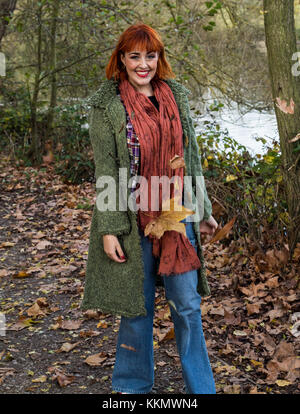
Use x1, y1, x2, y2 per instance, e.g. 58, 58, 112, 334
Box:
136, 71, 150, 78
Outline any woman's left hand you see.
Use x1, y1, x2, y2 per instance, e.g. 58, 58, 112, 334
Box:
199, 215, 218, 236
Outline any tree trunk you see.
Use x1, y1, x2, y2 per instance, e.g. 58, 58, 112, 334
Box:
263, 0, 300, 256
46, 0, 60, 144
0, 0, 17, 46
28, 3, 43, 165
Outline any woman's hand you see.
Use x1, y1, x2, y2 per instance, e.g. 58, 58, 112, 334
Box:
103, 235, 127, 263
199, 215, 219, 237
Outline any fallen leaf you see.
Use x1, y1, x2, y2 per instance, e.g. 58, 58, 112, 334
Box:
27, 302, 46, 318
233, 330, 247, 337
13, 270, 31, 278
223, 384, 241, 394
250, 359, 263, 367
209, 305, 225, 316
83, 310, 99, 319
60, 319, 82, 330
97, 321, 108, 329
275, 380, 292, 387
84, 352, 108, 366
249, 386, 266, 394
0, 242, 15, 248
156, 361, 167, 367
273, 341, 295, 361
0, 269, 8, 277
79, 330, 100, 338
58, 342, 80, 353
49, 367, 76, 387
35, 240, 52, 250
246, 302, 261, 315
7, 316, 41, 331
220, 343, 234, 355
290, 321, 300, 338
158, 327, 175, 343
32, 375, 47, 383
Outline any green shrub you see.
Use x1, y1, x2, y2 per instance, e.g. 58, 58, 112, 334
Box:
196, 114, 287, 248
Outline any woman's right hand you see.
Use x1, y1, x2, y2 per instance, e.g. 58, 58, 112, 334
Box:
103, 235, 127, 263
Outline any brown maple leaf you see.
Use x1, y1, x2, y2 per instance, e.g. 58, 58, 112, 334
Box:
144, 195, 195, 239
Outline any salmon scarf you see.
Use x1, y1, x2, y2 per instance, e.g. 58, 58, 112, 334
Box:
119, 78, 201, 276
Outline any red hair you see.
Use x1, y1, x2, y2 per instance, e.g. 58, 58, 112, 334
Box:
106, 23, 175, 81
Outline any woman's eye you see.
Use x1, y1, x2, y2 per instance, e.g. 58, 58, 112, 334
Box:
130, 55, 155, 59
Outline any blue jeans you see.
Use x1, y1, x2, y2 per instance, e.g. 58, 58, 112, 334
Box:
111, 218, 216, 394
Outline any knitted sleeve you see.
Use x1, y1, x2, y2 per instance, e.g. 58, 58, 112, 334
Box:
88, 105, 131, 236
184, 96, 212, 222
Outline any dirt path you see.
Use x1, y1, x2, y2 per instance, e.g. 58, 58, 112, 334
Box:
0, 155, 299, 394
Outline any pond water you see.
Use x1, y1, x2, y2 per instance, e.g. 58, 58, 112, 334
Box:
194, 98, 279, 156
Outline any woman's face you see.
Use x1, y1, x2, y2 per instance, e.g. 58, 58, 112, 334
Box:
120, 49, 159, 92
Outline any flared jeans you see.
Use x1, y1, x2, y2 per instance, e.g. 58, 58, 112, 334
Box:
111, 218, 216, 394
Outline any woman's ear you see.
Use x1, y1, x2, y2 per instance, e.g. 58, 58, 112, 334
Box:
120, 53, 125, 66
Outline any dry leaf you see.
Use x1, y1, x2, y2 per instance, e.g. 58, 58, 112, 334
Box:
158, 327, 175, 343
35, 240, 52, 250
273, 341, 295, 360
0, 241, 15, 248
169, 155, 186, 175
49, 367, 76, 387
206, 216, 236, 244
233, 330, 247, 337
84, 352, 108, 366
0, 269, 8, 277
97, 320, 108, 328
83, 310, 99, 319
79, 330, 100, 338
7, 316, 39, 331
249, 386, 266, 394
289, 133, 300, 143
32, 375, 47, 383
210, 305, 225, 316
60, 320, 82, 330
120, 344, 137, 352
157, 361, 167, 367
290, 321, 300, 338
275, 380, 292, 387
246, 302, 261, 315
275, 97, 295, 114
27, 302, 46, 318
13, 270, 30, 278
144, 195, 195, 239
58, 342, 80, 353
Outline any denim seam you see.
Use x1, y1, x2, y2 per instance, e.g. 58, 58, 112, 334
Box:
112, 386, 152, 394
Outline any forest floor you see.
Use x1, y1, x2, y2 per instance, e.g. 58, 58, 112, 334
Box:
0, 154, 299, 395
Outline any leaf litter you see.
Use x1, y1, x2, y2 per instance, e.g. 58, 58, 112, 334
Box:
0, 155, 299, 394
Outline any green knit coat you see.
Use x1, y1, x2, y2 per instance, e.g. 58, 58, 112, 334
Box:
80, 78, 213, 318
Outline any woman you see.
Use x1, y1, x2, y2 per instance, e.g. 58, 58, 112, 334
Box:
81, 23, 218, 394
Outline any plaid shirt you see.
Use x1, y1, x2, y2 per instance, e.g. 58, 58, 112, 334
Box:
117, 89, 159, 192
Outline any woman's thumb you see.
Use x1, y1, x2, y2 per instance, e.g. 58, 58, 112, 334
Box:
115, 240, 126, 260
